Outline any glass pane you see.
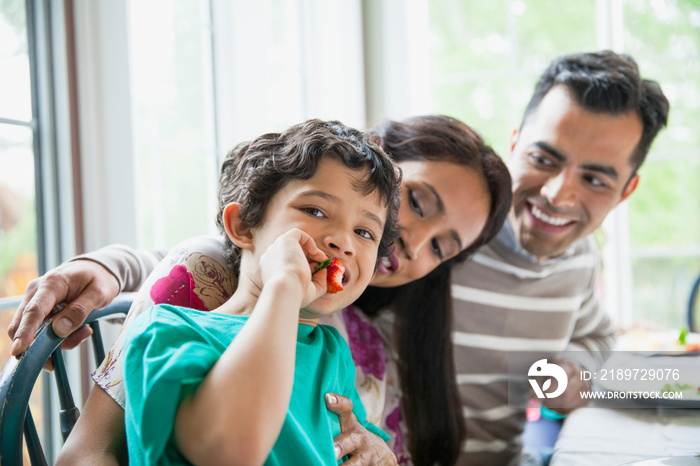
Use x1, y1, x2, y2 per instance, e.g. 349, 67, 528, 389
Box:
0, 123, 37, 299
428, 0, 597, 158
432, 75, 539, 159
631, 57, 700, 156
0, 122, 41, 464
513, 0, 597, 69
624, 0, 700, 156
629, 158, 700, 249
632, 257, 700, 330
138, 146, 212, 248
429, 1, 510, 74
624, 0, 700, 328
130, 0, 218, 249
623, 0, 700, 58
0, 1, 32, 122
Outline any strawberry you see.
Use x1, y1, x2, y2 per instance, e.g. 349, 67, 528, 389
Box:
315, 256, 345, 294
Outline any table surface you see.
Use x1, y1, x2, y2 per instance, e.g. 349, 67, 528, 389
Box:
550, 404, 700, 465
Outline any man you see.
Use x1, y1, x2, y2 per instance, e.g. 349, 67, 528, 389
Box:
450, 50, 669, 465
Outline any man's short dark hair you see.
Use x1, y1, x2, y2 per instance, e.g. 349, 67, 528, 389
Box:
521, 50, 670, 172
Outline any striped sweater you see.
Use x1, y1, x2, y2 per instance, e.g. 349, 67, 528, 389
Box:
451, 222, 617, 465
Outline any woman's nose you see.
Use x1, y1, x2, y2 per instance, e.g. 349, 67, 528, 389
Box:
400, 221, 432, 261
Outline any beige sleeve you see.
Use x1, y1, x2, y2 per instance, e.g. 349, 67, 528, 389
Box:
91, 235, 235, 408
71, 245, 167, 292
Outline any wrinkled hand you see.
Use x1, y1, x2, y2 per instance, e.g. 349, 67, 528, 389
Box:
540, 358, 591, 415
7, 260, 120, 357
259, 229, 328, 308
325, 393, 398, 466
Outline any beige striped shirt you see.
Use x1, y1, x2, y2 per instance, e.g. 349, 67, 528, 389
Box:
451, 223, 616, 465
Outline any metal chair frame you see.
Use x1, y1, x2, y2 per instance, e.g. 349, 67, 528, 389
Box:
687, 273, 700, 333
0, 294, 132, 465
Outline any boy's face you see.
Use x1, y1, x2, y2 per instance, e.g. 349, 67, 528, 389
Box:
251, 156, 387, 318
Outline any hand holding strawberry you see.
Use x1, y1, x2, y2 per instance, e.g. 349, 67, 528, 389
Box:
259, 229, 328, 307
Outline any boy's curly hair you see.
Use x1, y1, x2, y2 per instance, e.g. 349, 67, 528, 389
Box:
215, 119, 402, 274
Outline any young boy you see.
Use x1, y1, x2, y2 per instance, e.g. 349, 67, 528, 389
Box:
122, 120, 401, 465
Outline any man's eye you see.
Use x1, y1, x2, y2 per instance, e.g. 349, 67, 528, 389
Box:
431, 238, 443, 260
355, 229, 375, 240
409, 190, 423, 216
530, 153, 553, 167
586, 175, 607, 188
304, 207, 324, 217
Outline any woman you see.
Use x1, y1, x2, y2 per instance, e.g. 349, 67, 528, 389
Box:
11, 115, 512, 465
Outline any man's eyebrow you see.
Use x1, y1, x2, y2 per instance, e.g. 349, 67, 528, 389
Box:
424, 182, 463, 251
533, 142, 619, 180
298, 190, 385, 231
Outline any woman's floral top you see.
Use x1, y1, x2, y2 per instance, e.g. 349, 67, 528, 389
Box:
92, 236, 411, 463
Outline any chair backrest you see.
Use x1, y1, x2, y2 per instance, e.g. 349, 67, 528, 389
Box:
0, 294, 133, 465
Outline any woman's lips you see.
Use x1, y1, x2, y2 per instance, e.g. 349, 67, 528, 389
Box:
378, 252, 399, 275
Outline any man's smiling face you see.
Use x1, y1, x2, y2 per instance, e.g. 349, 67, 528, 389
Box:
508, 85, 643, 261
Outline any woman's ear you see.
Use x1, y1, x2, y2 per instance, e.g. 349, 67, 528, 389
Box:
223, 203, 255, 251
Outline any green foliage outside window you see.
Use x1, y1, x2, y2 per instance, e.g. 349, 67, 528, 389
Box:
427, 0, 700, 329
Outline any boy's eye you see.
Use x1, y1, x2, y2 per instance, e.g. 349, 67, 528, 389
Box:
408, 190, 423, 216
355, 228, 376, 241
303, 207, 325, 217
431, 238, 444, 260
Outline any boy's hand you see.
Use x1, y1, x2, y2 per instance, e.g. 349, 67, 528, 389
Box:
259, 229, 328, 307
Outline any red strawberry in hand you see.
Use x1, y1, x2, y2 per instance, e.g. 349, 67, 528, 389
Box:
315, 256, 345, 294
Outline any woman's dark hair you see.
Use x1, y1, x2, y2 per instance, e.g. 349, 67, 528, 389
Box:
215, 119, 401, 275
522, 50, 669, 173
356, 264, 460, 465
361, 115, 512, 465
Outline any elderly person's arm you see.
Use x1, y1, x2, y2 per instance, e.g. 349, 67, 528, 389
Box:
8, 245, 165, 355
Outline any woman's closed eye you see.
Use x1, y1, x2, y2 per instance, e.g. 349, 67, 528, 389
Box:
431, 238, 444, 260
408, 189, 423, 216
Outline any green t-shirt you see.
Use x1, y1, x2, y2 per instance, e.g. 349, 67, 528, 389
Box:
123, 304, 389, 465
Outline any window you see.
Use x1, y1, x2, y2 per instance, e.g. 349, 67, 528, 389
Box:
0, 0, 75, 461
80, 0, 366, 252
623, 0, 700, 329
0, 0, 38, 319
423, 0, 700, 330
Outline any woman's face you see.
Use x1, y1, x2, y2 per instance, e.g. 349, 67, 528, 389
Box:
370, 160, 491, 288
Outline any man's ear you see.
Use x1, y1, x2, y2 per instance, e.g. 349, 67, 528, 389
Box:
223, 203, 254, 251
509, 128, 519, 154
620, 173, 640, 203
